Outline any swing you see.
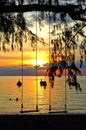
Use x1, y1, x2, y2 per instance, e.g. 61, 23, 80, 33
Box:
48, 11, 67, 114
20, 11, 39, 113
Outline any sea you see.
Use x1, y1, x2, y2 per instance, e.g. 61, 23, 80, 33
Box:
0, 76, 86, 114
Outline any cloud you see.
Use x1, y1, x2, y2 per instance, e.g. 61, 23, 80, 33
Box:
0, 66, 46, 76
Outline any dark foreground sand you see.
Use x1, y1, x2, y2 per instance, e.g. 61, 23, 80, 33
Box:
0, 114, 86, 130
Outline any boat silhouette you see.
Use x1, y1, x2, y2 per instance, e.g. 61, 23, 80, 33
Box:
40, 79, 47, 87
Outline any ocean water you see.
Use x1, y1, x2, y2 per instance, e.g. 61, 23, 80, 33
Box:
0, 76, 86, 114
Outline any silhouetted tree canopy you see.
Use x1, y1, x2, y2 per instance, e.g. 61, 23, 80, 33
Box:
0, 0, 86, 91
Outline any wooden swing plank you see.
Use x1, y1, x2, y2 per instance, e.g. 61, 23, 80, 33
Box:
20, 110, 39, 113
49, 110, 67, 114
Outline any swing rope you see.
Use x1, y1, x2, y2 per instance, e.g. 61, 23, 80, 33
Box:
16, 32, 24, 113
64, 65, 67, 113
36, 11, 39, 112
21, 40, 24, 112
49, 11, 51, 112
64, 34, 67, 113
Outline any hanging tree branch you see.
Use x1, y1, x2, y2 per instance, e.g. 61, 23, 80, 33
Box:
0, 0, 86, 92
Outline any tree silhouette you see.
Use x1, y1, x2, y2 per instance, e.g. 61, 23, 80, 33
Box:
0, 0, 86, 91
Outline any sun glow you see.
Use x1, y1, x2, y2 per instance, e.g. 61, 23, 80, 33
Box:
25, 59, 47, 67
23, 50, 49, 67
34, 59, 47, 67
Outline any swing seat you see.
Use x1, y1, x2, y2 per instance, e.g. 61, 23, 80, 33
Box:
20, 109, 39, 113
49, 110, 67, 114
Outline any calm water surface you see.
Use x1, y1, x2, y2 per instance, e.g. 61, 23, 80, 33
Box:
0, 76, 86, 114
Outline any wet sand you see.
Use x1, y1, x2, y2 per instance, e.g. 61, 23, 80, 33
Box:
0, 113, 86, 129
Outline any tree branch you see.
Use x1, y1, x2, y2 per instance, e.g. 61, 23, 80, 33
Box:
0, 4, 85, 21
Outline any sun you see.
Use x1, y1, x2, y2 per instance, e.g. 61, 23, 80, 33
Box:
23, 58, 48, 67
23, 51, 49, 67
32, 59, 46, 67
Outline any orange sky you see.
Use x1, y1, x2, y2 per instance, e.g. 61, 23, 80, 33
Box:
0, 19, 50, 68
0, 18, 85, 69
0, 46, 49, 67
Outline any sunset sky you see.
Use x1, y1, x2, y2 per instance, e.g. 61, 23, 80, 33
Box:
0, 40, 86, 76
0, 17, 50, 76
0, 38, 50, 75
0, 12, 86, 76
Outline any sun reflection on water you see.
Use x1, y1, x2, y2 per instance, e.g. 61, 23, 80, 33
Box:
0, 76, 86, 114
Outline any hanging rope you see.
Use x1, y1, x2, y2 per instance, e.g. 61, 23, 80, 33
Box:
49, 11, 51, 112
64, 33, 67, 113
17, 32, 23, 113
21, 39, 23, 113
64, 66, 67, 113
36, 11, 38, 111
